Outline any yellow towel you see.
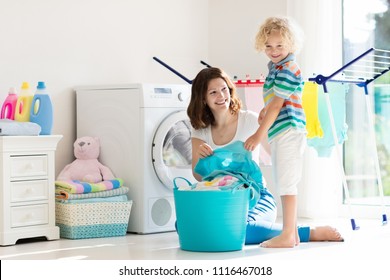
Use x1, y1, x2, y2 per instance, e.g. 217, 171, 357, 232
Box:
302, 82, 324, 139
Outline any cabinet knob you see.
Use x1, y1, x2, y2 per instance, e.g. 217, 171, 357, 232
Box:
25, 163, 34, 170
26, 187, 35, 194
27, 212, 35, 220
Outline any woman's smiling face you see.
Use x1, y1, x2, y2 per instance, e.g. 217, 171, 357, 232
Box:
205, 77, 231, 112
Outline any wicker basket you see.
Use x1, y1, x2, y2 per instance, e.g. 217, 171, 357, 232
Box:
55, 201, 132, 239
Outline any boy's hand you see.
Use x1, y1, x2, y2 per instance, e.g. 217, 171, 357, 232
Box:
258, 108, 266, 124
244, 133, 262, 151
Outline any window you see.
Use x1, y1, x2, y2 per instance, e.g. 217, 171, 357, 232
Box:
343, 0, 390, 209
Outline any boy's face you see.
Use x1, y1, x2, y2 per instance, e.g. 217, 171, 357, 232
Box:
264, 29, 291, 64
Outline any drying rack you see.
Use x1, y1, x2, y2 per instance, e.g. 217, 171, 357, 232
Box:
154, 53, 390, 230
152, 57, 194, 84
153, 57, 266, 112
309, 47, 390, 230
153, 57, 264, 86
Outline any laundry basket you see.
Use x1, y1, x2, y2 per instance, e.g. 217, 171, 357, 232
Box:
173, 177, 255, 252
56, 200, 132, 239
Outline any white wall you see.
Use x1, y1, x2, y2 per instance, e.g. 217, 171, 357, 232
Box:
208, 0, 287, 80
0, 0, 343, 219
0, 0, 209, 172
0, 0, 288, 179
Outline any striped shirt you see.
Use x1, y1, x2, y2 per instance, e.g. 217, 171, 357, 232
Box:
263, 53, 306, 142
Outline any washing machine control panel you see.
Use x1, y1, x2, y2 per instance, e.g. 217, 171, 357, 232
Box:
141, 84, 191, 107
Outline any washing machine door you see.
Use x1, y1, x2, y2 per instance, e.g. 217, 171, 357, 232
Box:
152, 110, 194, 189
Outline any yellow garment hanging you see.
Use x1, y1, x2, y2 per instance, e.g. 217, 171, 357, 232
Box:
302, 81, 324, 138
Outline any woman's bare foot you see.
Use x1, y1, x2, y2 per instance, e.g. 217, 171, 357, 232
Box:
309, 226, 344, 242
259, 232, 296, 248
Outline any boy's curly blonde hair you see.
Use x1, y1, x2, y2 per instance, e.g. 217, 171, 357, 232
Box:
254, 16, 304, 54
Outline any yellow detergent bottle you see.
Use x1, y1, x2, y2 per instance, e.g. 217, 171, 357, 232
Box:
15, 81, 34, 122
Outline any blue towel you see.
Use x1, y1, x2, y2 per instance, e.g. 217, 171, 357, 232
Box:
194, 141, 265, 195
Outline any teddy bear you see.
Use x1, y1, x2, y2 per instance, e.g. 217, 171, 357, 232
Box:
57, 136, 115, 183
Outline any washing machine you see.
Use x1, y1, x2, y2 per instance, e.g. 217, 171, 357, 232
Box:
76, 83, 195, 234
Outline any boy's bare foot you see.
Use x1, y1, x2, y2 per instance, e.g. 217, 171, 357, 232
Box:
309, 226, 344, 242
259, 232, 296, 248
260, 226, 343, 248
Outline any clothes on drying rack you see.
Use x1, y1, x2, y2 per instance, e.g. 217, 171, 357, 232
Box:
240, 80, 349, 158
302, 81, 324, 139
306, 82, 349, 157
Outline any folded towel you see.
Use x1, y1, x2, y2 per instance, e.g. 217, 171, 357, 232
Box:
0, 119, 41, 136
55, 178, 124, 194
56, 194, 129, 204
56, 186, 129, 200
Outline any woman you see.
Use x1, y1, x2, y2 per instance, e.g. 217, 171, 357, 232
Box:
187, 67, 344, 245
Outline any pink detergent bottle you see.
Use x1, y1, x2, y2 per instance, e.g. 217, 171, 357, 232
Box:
0, 87, 18, 120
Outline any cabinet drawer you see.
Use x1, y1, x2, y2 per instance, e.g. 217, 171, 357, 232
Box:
10, 155, 48, 179
11, 204, 49, 228
11, 180, 49, 203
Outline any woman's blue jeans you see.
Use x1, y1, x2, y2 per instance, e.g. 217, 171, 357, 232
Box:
245, 188, 310, 244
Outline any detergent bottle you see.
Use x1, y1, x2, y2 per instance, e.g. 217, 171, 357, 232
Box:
30, 81, 53, 135
15, 82, 34, 122
0, 87, 18, 120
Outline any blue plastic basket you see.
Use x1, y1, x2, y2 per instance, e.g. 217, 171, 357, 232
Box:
173, 177, 255, 252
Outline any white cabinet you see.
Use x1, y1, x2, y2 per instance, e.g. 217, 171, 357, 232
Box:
0, 135, 62, 245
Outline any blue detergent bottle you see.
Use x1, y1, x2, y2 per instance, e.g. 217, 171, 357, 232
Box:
30, 81, 53, 135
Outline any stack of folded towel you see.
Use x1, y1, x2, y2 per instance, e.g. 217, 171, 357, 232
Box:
55, 178, 132, 239
55, 178, 129, 204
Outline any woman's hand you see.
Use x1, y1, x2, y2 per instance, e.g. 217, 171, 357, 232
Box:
192, 138, 213, 181
198, 142, 213, 158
